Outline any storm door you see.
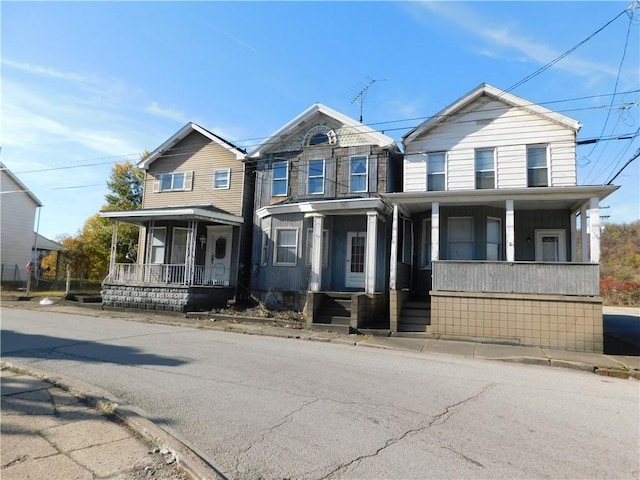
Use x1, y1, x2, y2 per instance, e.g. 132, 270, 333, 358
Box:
345, 232, 366, 289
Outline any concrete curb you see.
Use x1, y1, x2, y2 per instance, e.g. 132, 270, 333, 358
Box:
0, 360, 224, 480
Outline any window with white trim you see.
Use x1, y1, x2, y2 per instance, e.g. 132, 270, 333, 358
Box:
213, 169, 230, 189
535, 229, 566, 262
274, 228, 298, 265
160, 172, 185, 191
421, 219, 432, 269
486, 217, 502, 261
448, 217, 474, 260
475, 149, 495, 189
308, 159, 325, 195
427, 152, 445, 191
260, 230, 269, 266
402, 218, 412, 264
272, 162, 288, 196
350, 156, 368, 192
149, 227, 166, 264
305, 228, 329, 266
527, 145, 548, 187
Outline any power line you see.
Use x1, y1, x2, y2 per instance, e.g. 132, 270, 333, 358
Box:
607, 147, 640, 185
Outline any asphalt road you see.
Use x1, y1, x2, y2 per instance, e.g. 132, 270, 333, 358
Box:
2, 308, 638, 479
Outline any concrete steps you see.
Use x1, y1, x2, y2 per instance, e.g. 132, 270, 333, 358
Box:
398, 300, 431, 333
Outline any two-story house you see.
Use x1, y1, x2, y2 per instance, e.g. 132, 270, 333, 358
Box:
248, 103, 402, 332
385, 84, 617, 352
101, 122, 254, 312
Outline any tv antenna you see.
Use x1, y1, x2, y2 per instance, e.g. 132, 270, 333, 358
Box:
351, 78, 377, 123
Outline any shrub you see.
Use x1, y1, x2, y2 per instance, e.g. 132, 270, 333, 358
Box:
600, 276, 640, 306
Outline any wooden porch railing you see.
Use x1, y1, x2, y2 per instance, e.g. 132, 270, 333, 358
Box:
431, 261, 600, 296
107, 263, 230, 287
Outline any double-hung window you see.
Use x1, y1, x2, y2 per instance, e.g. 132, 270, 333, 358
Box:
305, 228, 329, 266
427, 153, 445, 191
527, 145, 548, 187
350, 156, 368, 192
274, 228, 298, 266
272, 162, 289, 196
160, 172, 185, 191
149, 227, 166, 264
213, 169, 230, 189
448, 217, 474, 260
421, 219, 432, 269
308, 159, 325, 195
475, 149, 495, 189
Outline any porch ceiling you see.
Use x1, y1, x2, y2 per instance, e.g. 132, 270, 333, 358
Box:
100, 206, 244, 226
383, 185, 618, 215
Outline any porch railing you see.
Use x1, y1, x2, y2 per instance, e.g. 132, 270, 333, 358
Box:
107, 263, 230, 287
432, 261, 600, 296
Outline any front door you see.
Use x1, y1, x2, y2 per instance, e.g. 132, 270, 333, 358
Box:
345, 232, 366, 289
535, 229, 566, 262
205, 226, 233, 286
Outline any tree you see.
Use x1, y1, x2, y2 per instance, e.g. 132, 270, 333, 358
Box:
54, 158, 146, 281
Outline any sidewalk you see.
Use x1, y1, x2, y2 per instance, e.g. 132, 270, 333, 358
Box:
0, 364, 221, 480
1, 298, 638, 480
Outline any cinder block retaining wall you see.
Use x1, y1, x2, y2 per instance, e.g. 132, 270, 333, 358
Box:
430, 291, 603, 353
102, 284, 234, 313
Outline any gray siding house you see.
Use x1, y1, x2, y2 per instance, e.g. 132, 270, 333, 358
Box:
249, 103, 402, 331
101, 123, 254, 312
385, 84, 617, 353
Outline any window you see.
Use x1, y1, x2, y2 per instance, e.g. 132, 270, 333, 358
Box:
214, 237, 227, 259
475, 149, 495, 189
350, 156, 368, 192
486, 218, 502, 261
305, 228, 329, 266
149, 227, 166, 264
427, 153, 446, 191
272, 162, 288, 196
308, 159, 325, 195
421, 219, 432, 269
402, 218, 412, 264
160, 172, 185, 191
527, 145, 548, 187
170, 228, 188, 264
448, 217, 474, 260
274, 228, 298, 265
309, 133, 329, 145
213, 169, 230, 189
260, 230, 269, 267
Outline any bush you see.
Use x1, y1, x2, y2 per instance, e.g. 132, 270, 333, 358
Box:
600, 276, 640, 306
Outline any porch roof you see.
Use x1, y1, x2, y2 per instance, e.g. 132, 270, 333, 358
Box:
256, 197, 391, 219
383, 185, 618, 215
100, 205, 244, 226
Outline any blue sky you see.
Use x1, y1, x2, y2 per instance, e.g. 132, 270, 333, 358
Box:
2, 1, 639, 240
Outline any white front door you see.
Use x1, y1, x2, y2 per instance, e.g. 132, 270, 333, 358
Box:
205, 226, 233, 286
345, 232, 366, 289
535, 229, 566, 262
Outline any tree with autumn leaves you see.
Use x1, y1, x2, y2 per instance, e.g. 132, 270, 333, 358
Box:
44, 160, 145, 282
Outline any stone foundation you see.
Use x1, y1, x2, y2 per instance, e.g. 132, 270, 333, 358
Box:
430, 291, 603, 353
101, 284, 234, 313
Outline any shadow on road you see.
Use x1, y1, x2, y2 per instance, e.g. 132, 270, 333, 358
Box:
0, 330, 190, 367
603, 313, 640, 356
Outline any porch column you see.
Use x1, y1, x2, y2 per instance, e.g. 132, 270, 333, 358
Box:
185, 220, 197, 285
309, 214, 324, 292
389, 205, 399, 290
505, 200, 515, 262
109, 221, 119, 277
580, 204, 589, 262
365, 211, 378, 294
431, 202, 439, 263
589, 197, 601, 263
145, 220, 155, 265
570, 211, 578, 262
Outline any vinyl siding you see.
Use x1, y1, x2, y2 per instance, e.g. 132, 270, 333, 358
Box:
404, 96, 577, 192
1, 171, 38, 279
142, 131, 246, 216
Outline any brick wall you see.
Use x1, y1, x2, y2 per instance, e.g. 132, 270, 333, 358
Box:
430, 291, 603, 353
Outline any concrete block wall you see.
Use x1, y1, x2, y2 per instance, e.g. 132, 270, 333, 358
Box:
101, 284, 190, 312
430, 291, 603, 353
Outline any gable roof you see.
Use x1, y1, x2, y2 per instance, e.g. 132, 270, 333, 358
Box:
402, 83, 582, 145
248, 103, 396, 158
138, 122, 247, 170
0, 161, 43, 206
33, 233, 64, 252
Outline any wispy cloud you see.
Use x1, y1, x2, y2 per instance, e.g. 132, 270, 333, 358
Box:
414, 2, 619, 80
146, 101, 188, 123
2, 58, 98, 83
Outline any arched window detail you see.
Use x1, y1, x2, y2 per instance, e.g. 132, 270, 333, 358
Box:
304, 125, 337, 147
309, 132, 329, 145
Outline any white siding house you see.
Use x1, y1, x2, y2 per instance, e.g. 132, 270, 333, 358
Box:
1, 162, 42, 282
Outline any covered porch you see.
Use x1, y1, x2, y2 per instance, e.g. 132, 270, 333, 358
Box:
101, 206, 244, 312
